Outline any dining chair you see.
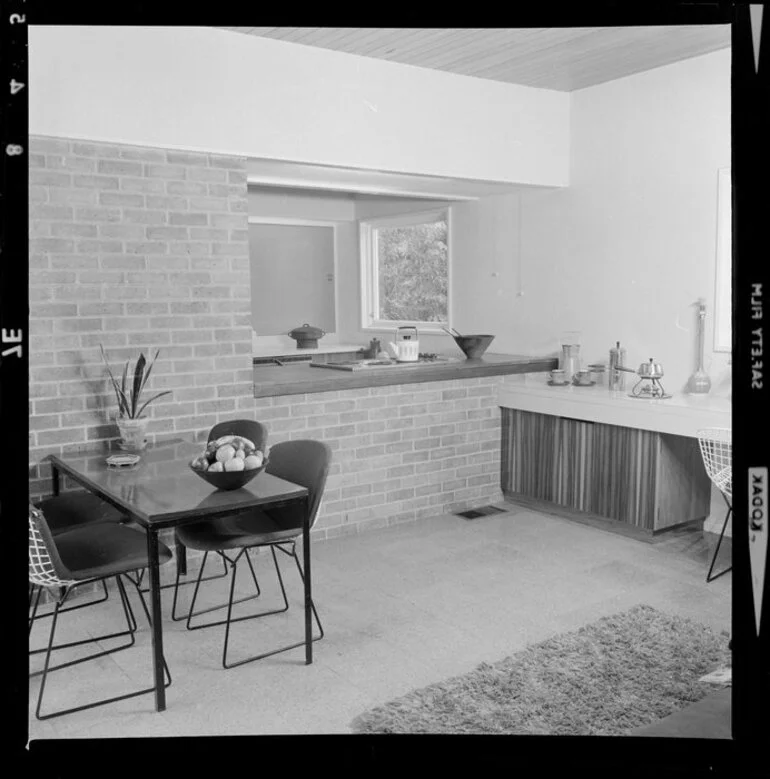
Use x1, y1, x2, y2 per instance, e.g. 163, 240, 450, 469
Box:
134, 418, 270, 595
172, 439, 331, 669
30, 493, 128, 622
29, 503, 173, 720
697, 427, 732, 583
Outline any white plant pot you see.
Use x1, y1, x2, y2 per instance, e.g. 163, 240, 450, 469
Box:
117, 416, 149, 452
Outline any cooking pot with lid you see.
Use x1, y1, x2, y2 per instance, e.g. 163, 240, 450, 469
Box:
288, 323, 326, 349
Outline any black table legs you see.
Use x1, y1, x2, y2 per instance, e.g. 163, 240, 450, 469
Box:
145, 528, 166, 711
303, 494, 312, 665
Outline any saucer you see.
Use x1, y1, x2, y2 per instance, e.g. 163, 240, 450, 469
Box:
572, 380, 596, 387
547, 380, 569, 386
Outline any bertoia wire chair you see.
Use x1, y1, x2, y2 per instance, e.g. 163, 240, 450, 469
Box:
29, 503, 173, 719
29, 493, 128, 623
696, 428, 732, 583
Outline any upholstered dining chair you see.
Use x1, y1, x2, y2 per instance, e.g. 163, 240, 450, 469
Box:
29, 493, 128, 622
29, 503, 173, 720
133, 419, 270, 595
697, 427, 732, 583
172, 439, 331, 669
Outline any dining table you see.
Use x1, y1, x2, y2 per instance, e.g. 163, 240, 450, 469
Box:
45, 439, 311, 713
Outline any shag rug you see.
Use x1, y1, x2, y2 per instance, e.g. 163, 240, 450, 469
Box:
350, 605, 731, 735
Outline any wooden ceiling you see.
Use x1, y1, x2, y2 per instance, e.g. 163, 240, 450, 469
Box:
218, 26, 731, 91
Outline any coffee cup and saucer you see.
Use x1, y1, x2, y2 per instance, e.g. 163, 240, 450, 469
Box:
572, 370, 596, 387
547, 369, 569, 386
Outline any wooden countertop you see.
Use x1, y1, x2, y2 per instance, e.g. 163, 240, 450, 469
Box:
253, 353, 557, 398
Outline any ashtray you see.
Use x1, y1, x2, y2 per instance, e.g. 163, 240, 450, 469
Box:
106, 453, 141, 468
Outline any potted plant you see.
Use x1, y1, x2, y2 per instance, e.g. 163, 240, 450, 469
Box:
100, 345, 172, 451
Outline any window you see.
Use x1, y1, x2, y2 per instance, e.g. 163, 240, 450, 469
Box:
359, 209, 451, 331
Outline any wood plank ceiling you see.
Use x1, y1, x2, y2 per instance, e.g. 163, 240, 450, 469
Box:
218, 26, 731, 91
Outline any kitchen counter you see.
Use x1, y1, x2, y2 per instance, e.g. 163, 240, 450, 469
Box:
498, 374, 731, 438
252, 342, 365, 360
253, 353, 557, 398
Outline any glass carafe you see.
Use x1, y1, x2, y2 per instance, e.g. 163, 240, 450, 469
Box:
560, 344, 581, 383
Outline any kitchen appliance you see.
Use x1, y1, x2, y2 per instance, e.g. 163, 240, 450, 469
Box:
288, 323, 326, 349
613, 357, 671, 399
608, 341, 627, 390
388, 326, 420, 362
687, 298, 712, 394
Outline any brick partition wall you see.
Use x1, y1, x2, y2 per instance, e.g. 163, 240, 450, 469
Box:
28, 135, 252, 499
250, 376, 505, 541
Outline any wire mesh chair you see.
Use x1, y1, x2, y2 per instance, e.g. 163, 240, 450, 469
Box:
29, 493, 128, 626
697, 428, 732, 583
28, 503, 173, 720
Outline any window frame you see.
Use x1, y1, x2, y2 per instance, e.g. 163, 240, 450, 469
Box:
358, 207, 452, 333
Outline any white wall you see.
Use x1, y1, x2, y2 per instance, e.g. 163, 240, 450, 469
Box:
496, 50, 731, 395
29, 26, 570, 186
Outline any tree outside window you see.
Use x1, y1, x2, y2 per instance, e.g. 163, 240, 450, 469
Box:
360, 209, 451, 330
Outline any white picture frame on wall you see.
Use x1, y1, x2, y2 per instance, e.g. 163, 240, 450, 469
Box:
713, 167, 732, 353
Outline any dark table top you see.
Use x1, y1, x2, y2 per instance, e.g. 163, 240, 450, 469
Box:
47, 440, 308, 529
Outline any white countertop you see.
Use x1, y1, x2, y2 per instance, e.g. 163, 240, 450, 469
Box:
498, 374, 731, 438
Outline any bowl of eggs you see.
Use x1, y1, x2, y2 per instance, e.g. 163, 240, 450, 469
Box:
189, 434, 269, 490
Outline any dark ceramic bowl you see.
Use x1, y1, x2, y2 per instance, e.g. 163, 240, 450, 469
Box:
189, 461, 268, 491
452, 334, 495, 360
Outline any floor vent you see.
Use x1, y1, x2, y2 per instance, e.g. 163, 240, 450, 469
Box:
455, 505, 508, 520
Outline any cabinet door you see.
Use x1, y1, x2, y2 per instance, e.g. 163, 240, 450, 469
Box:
588, 422, 658, 530
501, 409, 559, 502
552, 416, 594, 512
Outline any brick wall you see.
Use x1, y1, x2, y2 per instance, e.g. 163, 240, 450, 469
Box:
28, 135, 252, 498
251, 376, 504, 540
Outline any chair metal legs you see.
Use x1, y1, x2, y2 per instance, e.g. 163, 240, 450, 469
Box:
29, 578, 112, 631
707, 494, 733, 583
134, 541, 230, 594
31, 574, 172, 720
179, 542, 323, 669
170, 549, 263, 622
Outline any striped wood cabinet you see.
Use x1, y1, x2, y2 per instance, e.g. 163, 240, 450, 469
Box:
501, 408, 711, 533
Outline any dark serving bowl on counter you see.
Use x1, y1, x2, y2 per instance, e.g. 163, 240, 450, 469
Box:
451, 334, 495, 360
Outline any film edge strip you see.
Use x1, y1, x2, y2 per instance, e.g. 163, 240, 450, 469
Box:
1, 3, 29, 489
